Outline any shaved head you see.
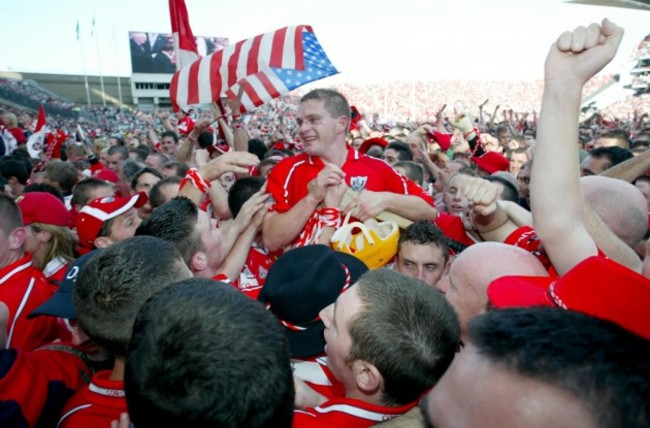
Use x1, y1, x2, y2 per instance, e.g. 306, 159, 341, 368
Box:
581, 176, 648, 248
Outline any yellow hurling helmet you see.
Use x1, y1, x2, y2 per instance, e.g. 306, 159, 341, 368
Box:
331, 219, 399, 270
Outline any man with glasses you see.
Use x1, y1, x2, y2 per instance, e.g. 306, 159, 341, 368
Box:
262, 89, 436, 251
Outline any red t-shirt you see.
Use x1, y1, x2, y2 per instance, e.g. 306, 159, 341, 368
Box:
267, 146, 433, 247
0, 254, 58, 351
0, 344, 93, 427
434, 212, 476, 254
58, 371, 126, 428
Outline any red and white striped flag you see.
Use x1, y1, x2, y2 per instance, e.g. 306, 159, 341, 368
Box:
170, 25, 338, 113
169, 0, 200, 70
26, 105, 47, 159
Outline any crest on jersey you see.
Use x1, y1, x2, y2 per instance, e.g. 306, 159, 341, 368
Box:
350, 176, 368, 192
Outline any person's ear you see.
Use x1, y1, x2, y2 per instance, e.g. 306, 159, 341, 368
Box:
337, 116, 349, 134
190, 251, 208, 273
10, 227, 26, 250
37, 229, 53, 244
353, 360, 383, 396
94, 236, 113, 249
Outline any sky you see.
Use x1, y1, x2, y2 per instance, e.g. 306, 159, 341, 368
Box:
0, 0, 648, 85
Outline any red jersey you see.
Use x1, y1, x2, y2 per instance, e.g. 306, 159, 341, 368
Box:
504, 226, 553, 272
58, 371, 126, 428
177, 116, 195, 136
434, 213, 476, 254
42, 256, 69, 285
0, 254, 58, 350
292, 357, 416, 427
0, 344, 93, 427
267, 146, 433, 247
293, 397, 416, 428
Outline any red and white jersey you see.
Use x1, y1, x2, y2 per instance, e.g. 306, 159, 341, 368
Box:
0, 344, 93, 427
267, 146, 433, 247
177, 116, 195, 136
58, 370, 126, 428
42, 256, 69, 285
291, 357, 416, 427
293, 396, 415, 428
0, 254, 58, 351
234, 243, 275, 300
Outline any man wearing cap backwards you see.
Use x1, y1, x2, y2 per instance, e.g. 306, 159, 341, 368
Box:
292, 268, 459, 427
0, 194, 58, 351
58, 236, 193, 428
75, 192, 147, 251
262, 88, 436, 252
422, 308, 650, 428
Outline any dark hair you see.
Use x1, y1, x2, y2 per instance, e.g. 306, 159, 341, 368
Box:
248, 138, 267, 161
149, 176, 181, 209
385, 141, 413, 161
145, 152, 168, 167
162, 161, 189, 177
469, 308, 650, 428
597, 129, 630, 148
349, 269, 459, 406
393, 160, 423, 186
300, 88, 351, 130
0, 159, 30, 185
107, 144, 129, 160
0, 193, 22, 234
125, 278, 294, 428
73, 236, 191, 356
44, 160, 78, 194
130, 167, 163, 192
71, 178, 113, 207
398, 221, 449, 264
135, 197, 200, 265
228, 176, 265, 217
131, 146, 151, 163
161, 131, 179, 143
588, 146, 633, 169
484, 175, 519, 203
23, 183, 64, 202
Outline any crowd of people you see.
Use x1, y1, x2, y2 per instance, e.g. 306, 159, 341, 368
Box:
0, 18, 648, 428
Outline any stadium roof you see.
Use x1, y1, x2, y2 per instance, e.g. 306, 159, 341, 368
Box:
565, 0, 650, 10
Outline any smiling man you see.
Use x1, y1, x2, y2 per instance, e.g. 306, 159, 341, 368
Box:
262, 89, 436, 251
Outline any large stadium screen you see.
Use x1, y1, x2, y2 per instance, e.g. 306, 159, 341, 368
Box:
129, 31, 229, 74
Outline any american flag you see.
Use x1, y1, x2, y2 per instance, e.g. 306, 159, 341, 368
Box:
169, 25, 338, 113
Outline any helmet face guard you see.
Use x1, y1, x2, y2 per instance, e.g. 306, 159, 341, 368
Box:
331, 214, 399, 269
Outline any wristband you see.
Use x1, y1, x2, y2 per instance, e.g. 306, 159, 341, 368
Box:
180, 168, 211, 194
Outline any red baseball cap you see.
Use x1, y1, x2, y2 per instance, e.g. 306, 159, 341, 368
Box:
76, 193, 147, 248
358, 137, 388, 155
473, 151, 510, 174
488, 256, 650, 340
93, 169, 120, 184
17, 192, 71, 227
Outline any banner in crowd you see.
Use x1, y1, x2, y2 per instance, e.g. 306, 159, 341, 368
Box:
169, 25, 339, 113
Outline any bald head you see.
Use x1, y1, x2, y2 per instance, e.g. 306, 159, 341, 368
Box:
581, 176, 648, 248
436, 242, 548, 341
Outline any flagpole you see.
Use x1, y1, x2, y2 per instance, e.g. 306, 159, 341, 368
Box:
112, 24, 123, 107
77, 19, 92, 107
92, 16, 107, 107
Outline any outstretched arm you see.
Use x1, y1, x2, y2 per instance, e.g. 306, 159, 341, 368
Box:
532, 19, 624, 275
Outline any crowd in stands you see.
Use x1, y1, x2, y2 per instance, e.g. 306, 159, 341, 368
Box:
0, 18, 648, 428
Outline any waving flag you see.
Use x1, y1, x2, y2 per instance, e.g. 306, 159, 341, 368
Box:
169, 0, 200, 70
170, 25, 338, 112
26, 105, 47, 159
